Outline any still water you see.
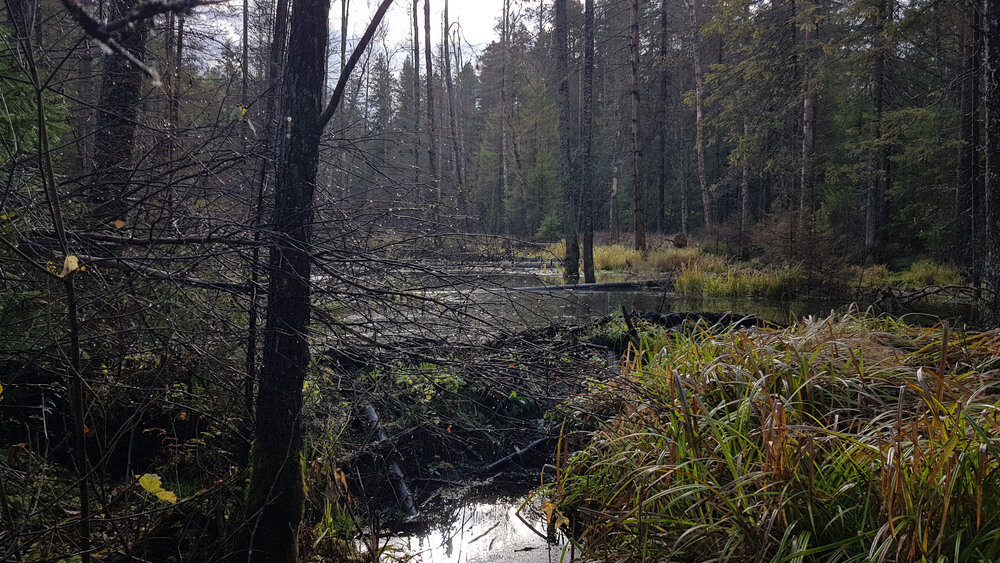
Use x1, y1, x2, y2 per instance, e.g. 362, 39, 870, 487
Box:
383, 486, 569, 563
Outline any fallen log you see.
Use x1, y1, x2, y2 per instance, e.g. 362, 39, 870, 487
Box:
360, 405, 417, 517
508, 279, 673, 293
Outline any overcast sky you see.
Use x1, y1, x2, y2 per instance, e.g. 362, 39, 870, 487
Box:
207, 0, 517, 71
342, 0, 530, 67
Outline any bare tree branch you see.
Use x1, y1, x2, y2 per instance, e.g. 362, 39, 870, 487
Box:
318, 0, 394, 131
56, 0, 223, 81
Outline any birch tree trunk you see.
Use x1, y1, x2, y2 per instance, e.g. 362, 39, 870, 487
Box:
740, 119, 750, 246
497, 0, 510, 233
799, 7, 816, 233
865, 0, 889, 250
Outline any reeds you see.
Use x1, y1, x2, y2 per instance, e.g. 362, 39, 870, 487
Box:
549, 312, 1000, 561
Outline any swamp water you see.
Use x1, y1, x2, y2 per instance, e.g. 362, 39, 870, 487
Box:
382, 484, 568, 562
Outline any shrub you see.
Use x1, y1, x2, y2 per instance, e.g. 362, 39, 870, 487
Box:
546, 240, 566, 260
848, 264, 892, 292
675, 265, 709, 296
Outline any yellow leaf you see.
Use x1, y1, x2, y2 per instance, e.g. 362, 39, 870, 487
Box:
155, 490, 178, 503
59, 255, 80, 277
0, 383, 4, 402
114, 219, 125, 229
541, 500, 569, 530
541, 501, 557, 523
138, 473, 178, 503
138, 473, 163, 493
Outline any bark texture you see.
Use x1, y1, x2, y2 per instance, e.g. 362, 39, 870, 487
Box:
245, 0, 330, 558
556, 0, 579, 283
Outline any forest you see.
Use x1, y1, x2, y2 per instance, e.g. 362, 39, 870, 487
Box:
2, 0, 1000, 560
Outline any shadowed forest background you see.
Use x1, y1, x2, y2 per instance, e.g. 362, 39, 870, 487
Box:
2, 0, 1000, 560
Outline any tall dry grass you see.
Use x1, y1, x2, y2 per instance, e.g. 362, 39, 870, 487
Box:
547, 312, 1000, 561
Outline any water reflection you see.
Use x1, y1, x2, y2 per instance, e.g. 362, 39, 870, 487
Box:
385, 493, 567, 562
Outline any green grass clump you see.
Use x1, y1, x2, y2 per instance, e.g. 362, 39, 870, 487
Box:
645, 247, 721, 271
593, 245, 643, 271
551, 243, 724, 277
849, 263, 893, 291
896, 259, 963, 289
547, 313, 1000, 561
675, 264, 802, 299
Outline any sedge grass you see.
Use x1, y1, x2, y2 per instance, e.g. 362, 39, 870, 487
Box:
549, 311, 1000, 561
675, 264, 803, 300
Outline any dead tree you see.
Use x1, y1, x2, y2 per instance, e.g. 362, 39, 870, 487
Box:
443, 0, 466, 219
687, 0, 710, 229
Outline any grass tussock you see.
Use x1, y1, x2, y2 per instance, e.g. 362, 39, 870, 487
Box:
897, 259, 963, 289
593, 245, 643, 271
548, 241, 721, 273
675, 264, 803, 300
646, 247, 721, 271
549, 312, 1000, 561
